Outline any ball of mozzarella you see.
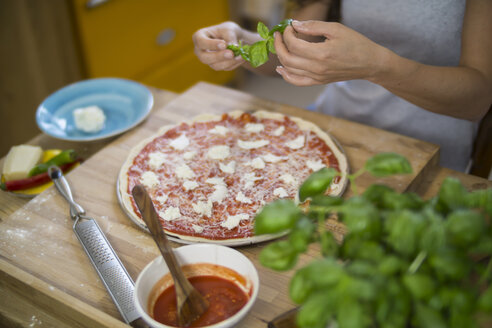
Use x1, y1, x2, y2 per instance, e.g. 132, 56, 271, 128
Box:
73, 105, 106, 133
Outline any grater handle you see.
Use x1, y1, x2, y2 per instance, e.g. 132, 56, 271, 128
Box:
49, 165, 85, 219
74, 217, 142, 325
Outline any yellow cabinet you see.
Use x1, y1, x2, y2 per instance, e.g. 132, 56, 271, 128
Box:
71, 0, 234, 92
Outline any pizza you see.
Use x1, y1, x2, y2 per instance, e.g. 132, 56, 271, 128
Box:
118, 110, 348, 245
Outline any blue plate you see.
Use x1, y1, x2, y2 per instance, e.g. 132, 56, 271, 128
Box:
36, 78, 154, 141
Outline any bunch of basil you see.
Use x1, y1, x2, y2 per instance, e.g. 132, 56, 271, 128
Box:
255, 153, 492, 328
227, 19, 292, 67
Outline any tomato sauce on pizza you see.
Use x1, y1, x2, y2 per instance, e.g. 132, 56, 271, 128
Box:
121, 111, 347, 241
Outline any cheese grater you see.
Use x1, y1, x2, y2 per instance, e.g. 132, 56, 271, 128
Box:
48, 166, 148, 327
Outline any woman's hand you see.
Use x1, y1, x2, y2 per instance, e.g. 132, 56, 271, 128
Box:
274, 20, 390, 86
192, 21, 246, 71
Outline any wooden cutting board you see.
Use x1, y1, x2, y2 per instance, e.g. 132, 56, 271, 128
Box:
0, 82, 439, 327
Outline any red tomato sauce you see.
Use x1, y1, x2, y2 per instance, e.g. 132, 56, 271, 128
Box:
152, 275, 249, 327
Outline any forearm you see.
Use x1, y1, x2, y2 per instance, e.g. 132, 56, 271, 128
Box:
372, 50, 492, 121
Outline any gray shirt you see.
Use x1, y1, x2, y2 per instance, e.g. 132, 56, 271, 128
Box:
314, 0, 476, 171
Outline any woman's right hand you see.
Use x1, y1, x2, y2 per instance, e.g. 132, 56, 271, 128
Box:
192, 21, 246, 71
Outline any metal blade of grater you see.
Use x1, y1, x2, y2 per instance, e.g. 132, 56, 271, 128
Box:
73, 217, 141, 324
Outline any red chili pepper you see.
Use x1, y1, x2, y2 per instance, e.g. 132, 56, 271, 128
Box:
0, 160, 80, 191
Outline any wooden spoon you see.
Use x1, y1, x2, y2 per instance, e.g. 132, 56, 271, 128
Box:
132, 184, 209, 327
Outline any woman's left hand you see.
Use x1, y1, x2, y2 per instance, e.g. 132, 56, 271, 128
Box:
274, 20, 390, 86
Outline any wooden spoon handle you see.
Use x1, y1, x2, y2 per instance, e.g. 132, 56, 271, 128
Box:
131, 185, 193, 292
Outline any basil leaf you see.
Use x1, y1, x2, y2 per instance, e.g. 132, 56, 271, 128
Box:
478, 286, 492, 313
402, 273, 436, 301
259, 240, 298, 271
289, 216, 316, 252
226, 44, 241, 57
385, 210, 426, 257
249, 40, 269, 67
466, 188, 492, 216
267, 37, 276, 54
290, 258, 344, 303
429, 250, 470, 282
320, 231, 339, 257
269, 18, 293, 36
299, 167, 338, 202
435, 177, 468, 213
336, 297, 369, 328
364, 152, 412, 177
257, 21, 269, 39
296, 290, 336, 328
238, 44, 251, 61
377, 256, 406, 276
445, 209, 485, 247
254, 199, 300, 235
415, 303, 447, 328
362, 184, 394, 207
339, 197, 381, 240
419, 208, 447, 252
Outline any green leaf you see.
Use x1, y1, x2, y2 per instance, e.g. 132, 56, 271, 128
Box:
254, 199, 301, 235
259, 240, 298, 271
239, 44, 251, 61
296, 290, 336, 328
336, 297, 369, 328
385, 210, 426, 257
478, 286, 492, 313
269, 18, 293, 36
289, 216, 316, 252
257, 21, 269, 39
289, 259, 344, 303
310, 194, 343, 208
362, 184, 394, 207
419, 208, 447, 252
466, 188, 492, 216
402, 273, 435, 300
320, 231, 339, 257
377, 256, 405, 276
339, 197, 381, 240
226, 44, 241, 56
445, 209, 485, 247
429, 250, 470, 282
435, 177, 468, 213
415, 303, 447, 328
267, 38, 275, 54
249, 40, 269, 67
299, 167, 338, 202
364, 153, 412, 177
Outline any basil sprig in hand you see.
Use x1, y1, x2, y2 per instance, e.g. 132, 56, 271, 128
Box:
255, 152, 492, 328
227, 19, 293, 67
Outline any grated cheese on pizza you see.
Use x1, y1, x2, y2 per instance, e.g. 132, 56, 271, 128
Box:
122, 112, 344, 241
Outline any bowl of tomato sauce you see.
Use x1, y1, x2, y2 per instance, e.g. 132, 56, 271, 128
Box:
134, 243, 259, 328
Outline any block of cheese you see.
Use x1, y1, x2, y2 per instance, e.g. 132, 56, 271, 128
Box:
2, 145, 43, 181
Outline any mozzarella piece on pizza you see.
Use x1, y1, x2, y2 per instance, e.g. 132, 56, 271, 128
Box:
140, 171, 159, 188
245, 123, 264, 133
208, 145, 230, 160
219, 161, 236, 174
209, 125, 229, 135
238, 139, 269, 149
170, 134, 189, 150
221, 214, 249, 230
175, 164, 195, 179
286, 135, 305, 149
307, 159, 326, 172
273, 126, 285, 136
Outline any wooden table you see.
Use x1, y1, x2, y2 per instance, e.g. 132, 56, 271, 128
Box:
1, 83, 491, 328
